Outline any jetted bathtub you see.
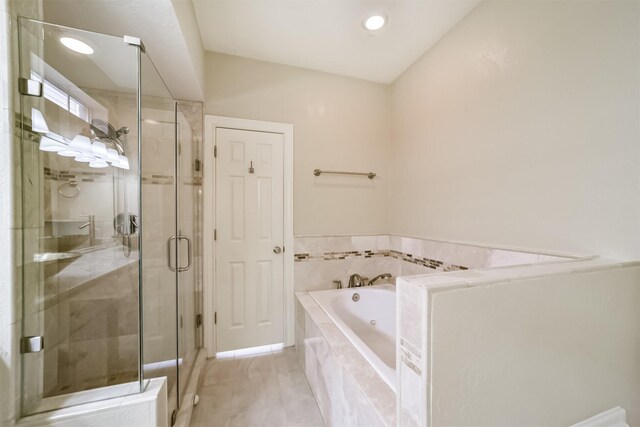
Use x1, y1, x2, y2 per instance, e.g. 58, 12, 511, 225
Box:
309, 284, 396, 391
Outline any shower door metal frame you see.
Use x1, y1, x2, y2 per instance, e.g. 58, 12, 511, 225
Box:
126, 33, 147, 394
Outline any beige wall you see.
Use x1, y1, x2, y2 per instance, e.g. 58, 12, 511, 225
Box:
205, 52, 390, 236
390, 0, 640, 260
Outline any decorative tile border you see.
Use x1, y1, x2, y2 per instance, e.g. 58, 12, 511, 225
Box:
22, 122, 203, 186
294, 235, 571, 273
389, 250, 468, 272
43, 168, 201, 186
142, 174, 174, 185
294, 248, 468, 272
140, 175, 202, 186
44, 167, 111, 183
294, 249, 390, 262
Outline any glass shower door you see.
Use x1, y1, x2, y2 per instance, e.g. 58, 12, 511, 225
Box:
176, 103, 202, 400
17, 16, 200, 422
139, 50, 202, 421
139, 52, 180, 416
17, 18, 142, 415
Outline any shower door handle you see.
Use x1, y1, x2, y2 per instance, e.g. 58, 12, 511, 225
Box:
177, 235, 192, 272
168, 236, 178, 272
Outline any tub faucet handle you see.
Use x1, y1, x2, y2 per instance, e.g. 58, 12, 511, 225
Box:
348, 273, 367, 288
333, 280, 342, 289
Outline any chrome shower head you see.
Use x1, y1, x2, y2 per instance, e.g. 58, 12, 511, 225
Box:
90, 119, 127, 155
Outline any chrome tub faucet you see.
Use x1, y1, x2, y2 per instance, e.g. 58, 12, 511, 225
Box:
348, 273, 370, 288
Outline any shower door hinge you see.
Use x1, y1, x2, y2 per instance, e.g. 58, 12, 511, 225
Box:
214, 145, 217, 158
123, 35, 146, 53
214, 312, 217, 325
196, 314, 202, 328
20, 336, 44, 353
214, 229, 217, 241
18, 78, 43, 97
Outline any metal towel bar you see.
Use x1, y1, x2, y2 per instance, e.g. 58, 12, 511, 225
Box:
313, 169, 376, 179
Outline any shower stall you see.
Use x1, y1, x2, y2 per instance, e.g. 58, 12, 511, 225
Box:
16, 18, 203, 421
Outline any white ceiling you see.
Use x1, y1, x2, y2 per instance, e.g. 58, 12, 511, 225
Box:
193, 0, 480, 84
40, 0, 480, 99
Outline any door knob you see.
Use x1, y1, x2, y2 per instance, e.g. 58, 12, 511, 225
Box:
273, 246, 282, 254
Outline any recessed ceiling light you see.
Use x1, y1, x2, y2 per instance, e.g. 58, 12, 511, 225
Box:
60, 37, 94, 55
364, 14, 386, 31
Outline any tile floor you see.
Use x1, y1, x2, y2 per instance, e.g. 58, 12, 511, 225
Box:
190, 347, 325, 427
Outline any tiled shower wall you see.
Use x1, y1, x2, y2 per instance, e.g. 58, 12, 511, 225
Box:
0, 0, 18, 420
42, 260, 139, 397
293, 235, 568, 291
1, 0, 42, 424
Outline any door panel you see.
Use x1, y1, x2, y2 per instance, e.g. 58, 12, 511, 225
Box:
216, 128, 284, 352
257, 260, 273, 324
230, 261, 246, 328
258, 177, 273, 239
230, 177, 245, 240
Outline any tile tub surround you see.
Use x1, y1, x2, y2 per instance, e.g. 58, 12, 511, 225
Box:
396, 259, 640, 427
293, 235, 576, 291
296, 292, 396, 427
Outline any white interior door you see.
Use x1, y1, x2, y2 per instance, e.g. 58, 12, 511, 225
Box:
216, 128, 284, 352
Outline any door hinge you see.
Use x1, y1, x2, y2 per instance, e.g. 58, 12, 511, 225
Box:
124, 35, 146, 53
195, 158, 201, 172
18, 78, 43, 97
214, 312, 217, 325
21, 336, 44, 353
196, 314, 202, 327
214, 229, 217, 240
214, 145, 217, 158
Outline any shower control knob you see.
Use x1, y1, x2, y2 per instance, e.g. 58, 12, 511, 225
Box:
273, 246, 282, 254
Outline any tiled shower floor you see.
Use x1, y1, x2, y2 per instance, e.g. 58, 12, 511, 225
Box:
190, 347, 325, 427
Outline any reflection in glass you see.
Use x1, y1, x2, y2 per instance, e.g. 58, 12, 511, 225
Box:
18, 17, 203, 420
18, 18, 141, 415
